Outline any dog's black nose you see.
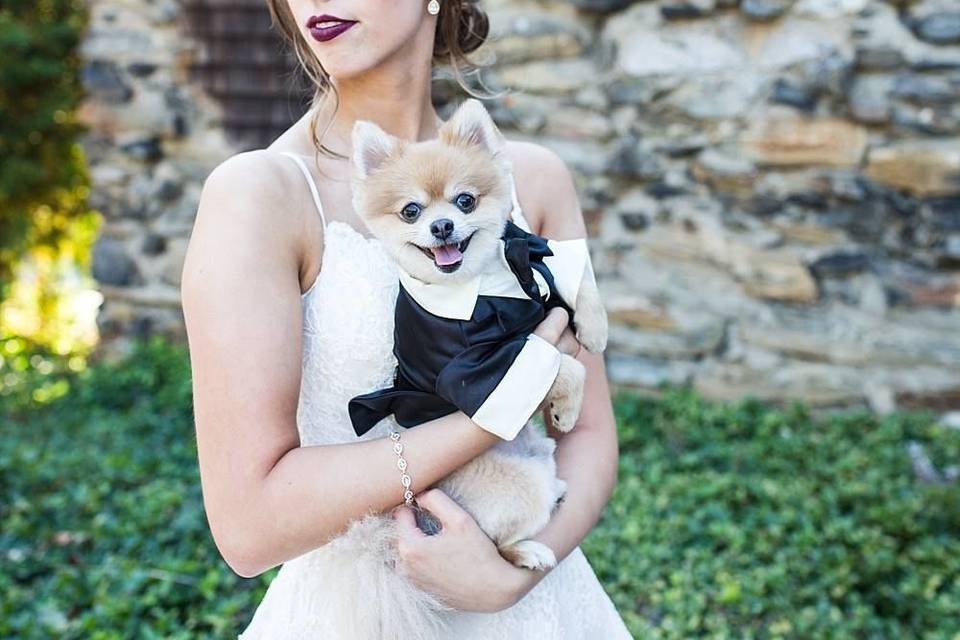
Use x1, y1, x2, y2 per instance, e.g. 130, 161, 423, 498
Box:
430, 218, 454, 240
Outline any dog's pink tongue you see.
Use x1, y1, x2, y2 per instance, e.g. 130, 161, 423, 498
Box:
432, 243, 463, 266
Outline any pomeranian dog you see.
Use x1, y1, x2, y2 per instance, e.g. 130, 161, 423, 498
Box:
315, 98, 608, 640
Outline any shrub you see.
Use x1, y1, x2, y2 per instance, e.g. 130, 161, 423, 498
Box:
586, 389, 960, 639
2, 336, 958, 638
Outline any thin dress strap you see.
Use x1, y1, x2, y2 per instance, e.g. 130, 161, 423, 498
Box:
507, 167, 533, 233
279, 151, 328, 227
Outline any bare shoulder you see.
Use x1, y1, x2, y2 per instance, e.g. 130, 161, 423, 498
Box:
500, 140, 586, 240
193, 149, 308, 241
182, 149, 319, 299
197, 149, 313, 235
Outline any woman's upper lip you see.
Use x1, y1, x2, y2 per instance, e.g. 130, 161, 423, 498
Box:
307, 14, 356, 28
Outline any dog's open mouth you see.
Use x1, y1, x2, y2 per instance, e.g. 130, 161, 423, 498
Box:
416, 232, 475, 272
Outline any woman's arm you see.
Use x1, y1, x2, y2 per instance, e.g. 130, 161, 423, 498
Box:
506, 143, 620, 598
181, 151, 505, 578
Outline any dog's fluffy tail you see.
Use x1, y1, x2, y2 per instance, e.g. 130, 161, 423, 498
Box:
320, 511, 453, 640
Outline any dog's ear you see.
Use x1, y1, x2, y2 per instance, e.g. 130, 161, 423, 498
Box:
439, 98, 505, 155
352, 120, 398, 179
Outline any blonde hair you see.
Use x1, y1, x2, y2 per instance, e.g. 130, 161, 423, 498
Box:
265, 0, 499, 163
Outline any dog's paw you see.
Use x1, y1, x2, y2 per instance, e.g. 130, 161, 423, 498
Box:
573, 308, 608, 354
499, 540, 557, 571
573, 279, 608, 353
547, 359, 586, 433
548, 399, 575, 433
548, 401, 578, 433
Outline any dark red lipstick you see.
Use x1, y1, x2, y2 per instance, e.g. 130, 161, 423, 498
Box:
307, 14, 357, 42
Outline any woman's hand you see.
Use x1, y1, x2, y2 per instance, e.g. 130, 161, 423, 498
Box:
533, 307, 581, 358
393, 488, 535, 613
389, 309, 580, 612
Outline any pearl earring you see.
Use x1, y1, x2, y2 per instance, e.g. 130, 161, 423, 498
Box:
427, 0, 440, 15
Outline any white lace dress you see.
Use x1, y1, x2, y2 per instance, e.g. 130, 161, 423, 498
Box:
237, 152, 634, 639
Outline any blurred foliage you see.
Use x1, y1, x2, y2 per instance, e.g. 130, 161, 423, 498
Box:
586, 390, 960, 639
2, 336, 959, 638
0, 0, 102, 357
1, 336, 277, 639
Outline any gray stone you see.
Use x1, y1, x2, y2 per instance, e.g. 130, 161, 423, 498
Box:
908, 441, 944, 483
757, 18, 853, 72
606, 354, 697, 388
620, 212, 649, 231
606, 138, 665, 180
668, 72, 762, 119
794, 0, 868, 18
127, 62, 157, 78
82, 60, 133, 104
486, 12, 590, 64
944, 235, 960, 259
141, 233, 167, 256
890, 102, 957, 137
161, 238, 189, 287
93, 237, 140, 286
119, 136, 163, 162
913, 12, 960, 45
662, 0, 716, 21
570, 0, 635, 11
608, 321, 726, 360
693, 148, 758, 194
694, 360, 866, 406
495, 57, 598, 93
771, 78, 819, 111
940, 411, 960, 429
864, 383, 896, 414
855, 46, 906, 71
891, 74, 956, 104
858, 273, 890, 316
742, 0, 791, 21
535, 137, 609, 176
604, 8, 747, 76
606, 77, 681, 105
930, 197, 960, 232
809, 249, 871, 277
847, 74, 893, 123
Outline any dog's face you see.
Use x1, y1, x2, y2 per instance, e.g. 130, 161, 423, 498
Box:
350, 99, 514, 284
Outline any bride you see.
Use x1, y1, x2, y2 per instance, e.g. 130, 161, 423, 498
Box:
180, 0, 632, 637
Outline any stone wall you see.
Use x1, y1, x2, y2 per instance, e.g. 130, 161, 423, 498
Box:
82, 0, 960, 411
80, 0, 309, 355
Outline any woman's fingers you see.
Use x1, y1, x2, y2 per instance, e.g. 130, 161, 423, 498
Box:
556, 326, 581, 358
532, 307, 581, 357
412, 488, 472, 531
532, 307, 569, 346
393, 505, 426, 538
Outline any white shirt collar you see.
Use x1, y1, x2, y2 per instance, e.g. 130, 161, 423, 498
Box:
397, 241, 549, 320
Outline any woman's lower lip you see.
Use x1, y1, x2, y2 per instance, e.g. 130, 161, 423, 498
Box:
309, 21, 357, 42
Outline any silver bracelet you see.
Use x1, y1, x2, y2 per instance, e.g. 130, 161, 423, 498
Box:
389, 429, 414, 506
389, 429, 443, 535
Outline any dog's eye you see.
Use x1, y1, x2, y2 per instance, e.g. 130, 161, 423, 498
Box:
453, 192, 476, 213
400, 202, 422, 222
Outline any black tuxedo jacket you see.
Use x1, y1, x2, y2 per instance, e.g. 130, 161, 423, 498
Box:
347, 220, 595, 441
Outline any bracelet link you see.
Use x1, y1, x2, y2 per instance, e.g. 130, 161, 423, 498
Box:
389, 428, 415, 507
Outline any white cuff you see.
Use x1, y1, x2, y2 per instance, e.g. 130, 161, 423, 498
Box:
469, 333, 561, 441
542, 238, 596, 312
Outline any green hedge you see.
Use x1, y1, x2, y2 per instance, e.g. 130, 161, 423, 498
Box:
584, 389, 960, 638
2, 336, 959, 638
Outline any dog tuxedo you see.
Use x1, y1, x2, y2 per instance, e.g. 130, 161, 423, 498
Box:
347, 220, 598, 441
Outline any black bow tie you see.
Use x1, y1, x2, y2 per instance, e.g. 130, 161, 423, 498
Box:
501, 220, 554, 303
